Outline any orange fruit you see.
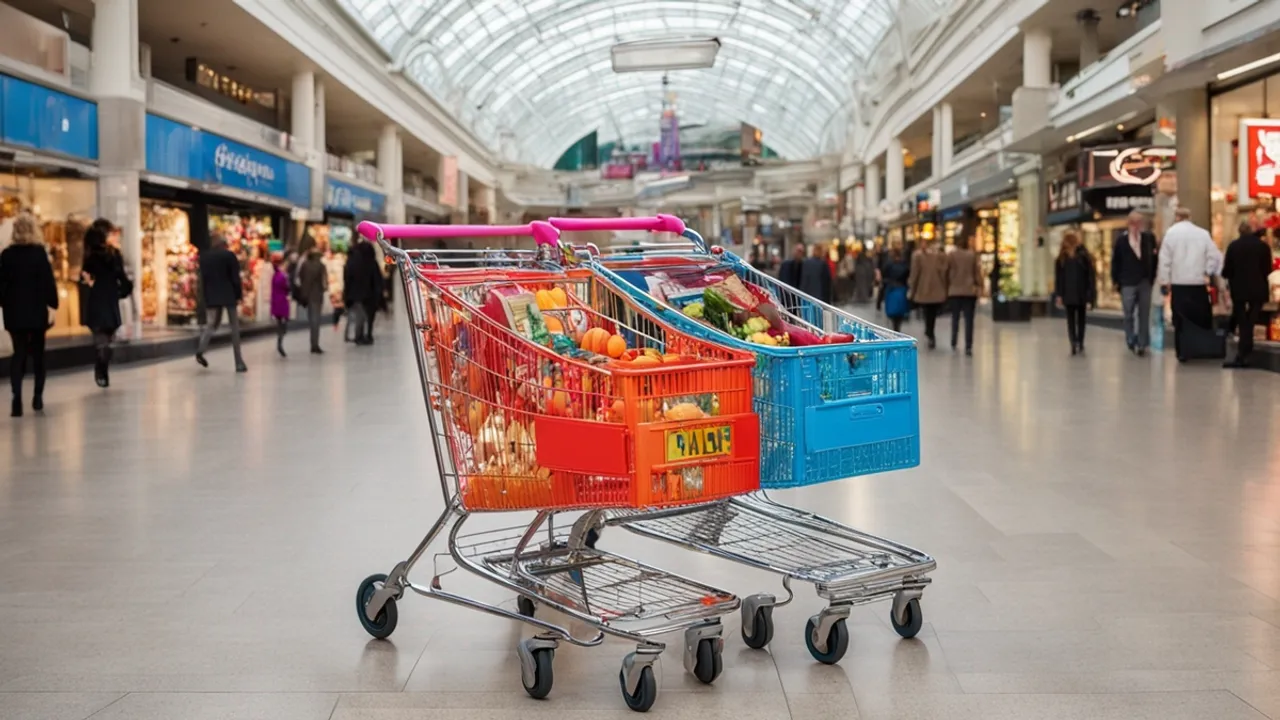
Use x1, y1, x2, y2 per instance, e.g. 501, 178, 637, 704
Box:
544, 315, 564, 333
535, 289, 554, 310
550, 391, 569, 415
609, 399, 626, 421
549, 287, 568, 307
606, 334, 627, 359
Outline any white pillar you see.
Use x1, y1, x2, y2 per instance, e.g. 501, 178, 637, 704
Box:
864, 162, 881, 234
939, 103, 954, 176
1078, 15, 1100, 67
852, 184, 866, 229
92, 0, 145, 336
931, 107, 943, 179
1023, 27, 1053, 88
886, 137, 905, 206
457, 171, 470, 222
291, 71, 316, 153
378, 124, 405, 224
313, 78, 326, 155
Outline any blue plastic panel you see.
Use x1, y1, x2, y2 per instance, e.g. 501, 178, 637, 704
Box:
0, 74, 97, 160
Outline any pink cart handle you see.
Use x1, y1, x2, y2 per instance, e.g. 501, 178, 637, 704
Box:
357, 220, 560, 247
548, 214, 686, 235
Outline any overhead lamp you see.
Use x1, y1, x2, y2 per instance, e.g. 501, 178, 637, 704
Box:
611, 38, 721, 73
1216, 51, 1280, 81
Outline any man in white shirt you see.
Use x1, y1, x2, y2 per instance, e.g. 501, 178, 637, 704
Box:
1158, 207, 1223, 361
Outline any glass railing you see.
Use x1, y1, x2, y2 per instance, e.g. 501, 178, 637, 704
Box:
326, 153, 380, 185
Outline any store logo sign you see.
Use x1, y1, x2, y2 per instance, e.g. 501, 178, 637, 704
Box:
327, 183, 373, 213
1242, 118, 1280, 200
1109, 147, 1161, 185
213, 143, 277, 186
1082, 146, 1175, 188
1102, 195, 1153, 211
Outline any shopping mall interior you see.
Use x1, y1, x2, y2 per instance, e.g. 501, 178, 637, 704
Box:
2, 0, 1280, 718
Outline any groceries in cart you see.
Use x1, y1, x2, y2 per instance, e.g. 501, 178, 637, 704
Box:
631, 266, 856, 347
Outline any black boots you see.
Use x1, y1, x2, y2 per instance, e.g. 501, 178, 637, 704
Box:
10, 397, 20, 418
93, 361, 109, 388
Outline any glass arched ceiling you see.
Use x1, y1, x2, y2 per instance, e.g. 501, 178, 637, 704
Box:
337, 0, 918, 167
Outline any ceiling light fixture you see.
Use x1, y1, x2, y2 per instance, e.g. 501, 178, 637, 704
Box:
611, 38, 722, 73
1216, 51, 1280, 81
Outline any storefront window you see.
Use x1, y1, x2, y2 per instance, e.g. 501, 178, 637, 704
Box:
997, 199, 1021, 297
211, 212, 276, 322
141, 202, 198, 326
1210, 79, 1271, 247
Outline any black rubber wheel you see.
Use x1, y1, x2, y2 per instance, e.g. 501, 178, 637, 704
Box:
522, 648, 554, 700
517, 596, 536, 618
891, 598, 923, 639
584, 527, 601, 549
741, 605, 774, 650
692, 638, 723, 684
804, 617, 849, 665
619, 664, 658, 712
356, 573, 398, 640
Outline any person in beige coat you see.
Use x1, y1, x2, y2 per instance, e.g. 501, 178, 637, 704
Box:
946, 234, 984, 355
908, 241, 949, 349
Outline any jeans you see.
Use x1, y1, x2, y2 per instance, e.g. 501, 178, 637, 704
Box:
919, 303, 942, 343
196, 305, 244, 366
1120, 282, 1152, 349
1231, 294, 1265, 361
8, 329, 46, 400
347, 304, 368, 342
308, 304, 323, 350
1065, 304, 1087, 348
949, 296, 977, 350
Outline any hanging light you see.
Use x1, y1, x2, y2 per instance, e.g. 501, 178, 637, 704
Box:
612, 38, 721, 73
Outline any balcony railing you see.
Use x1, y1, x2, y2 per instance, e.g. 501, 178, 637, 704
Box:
326, 153, 380, 185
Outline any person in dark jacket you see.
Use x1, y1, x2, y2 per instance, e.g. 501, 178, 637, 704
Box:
297, 250, 328, 354
1055, 231, 1097, 356
881, 247, 911, 332
798, 242, 833, 303
342, 241, 384, 345
0, 212, 57, 416
1222, 219, 1274, 368
778, 244, 805, 289
81, 221, 133, 388
1110, 210, 1158, 356
195, 236, 246, 372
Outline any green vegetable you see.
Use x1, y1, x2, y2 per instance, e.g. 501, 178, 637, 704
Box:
682, 301, 705, 319
702, 288, 736, 333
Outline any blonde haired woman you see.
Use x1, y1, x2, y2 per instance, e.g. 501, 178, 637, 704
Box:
0, 212, 57, 416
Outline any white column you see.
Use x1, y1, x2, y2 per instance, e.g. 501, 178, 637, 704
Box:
1078, 15, 1100, 67
886, 137, 905, 206
313, 78, 326, 155
457, 171, 470, 222
92, 0, 145, 336
864, 162, 881, 234
852, 184, 866, 230
931, 107, 943, 179
939, 103, 954, 177
291, 71, 316, 151
377, 124, 405, 224
1023, 27, 1053, 88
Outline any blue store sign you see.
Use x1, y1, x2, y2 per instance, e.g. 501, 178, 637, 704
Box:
145, 113, 310, 207
0, 74, 98, 161
325, 177, 385, 217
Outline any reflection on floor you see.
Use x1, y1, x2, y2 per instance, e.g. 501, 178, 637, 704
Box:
2, 315, 1279, 719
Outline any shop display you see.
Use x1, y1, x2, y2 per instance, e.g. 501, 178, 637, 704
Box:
976, 209, 998, 297
211, 213, 275, 322
996, 199, 1021, 298
306, 220, 355, 310
141, 203, 197, 326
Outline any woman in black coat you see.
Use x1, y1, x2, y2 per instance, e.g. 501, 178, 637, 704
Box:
81, 221, 133, 387
0, 213, 58, 416
1054, 231, 1097, 356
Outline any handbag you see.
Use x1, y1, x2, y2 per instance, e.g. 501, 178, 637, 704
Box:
884, 285, 909, 319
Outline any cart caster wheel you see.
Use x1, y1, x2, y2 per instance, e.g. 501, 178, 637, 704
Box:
522, 648, 554, 700
741, 605, 774, 650
517, 596, 536, 618
891, 598, 923, 639
356, 573, 398, 640
805, 616, 849, 665
619, 665, 657, 712
692, 638, 723, 684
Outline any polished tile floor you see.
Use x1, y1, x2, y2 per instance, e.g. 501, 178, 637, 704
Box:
3, 315, 1280, 719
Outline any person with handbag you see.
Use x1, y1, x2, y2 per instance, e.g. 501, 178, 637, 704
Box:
1158, 207, 1223, 362
1054, 231, 1097, 356
296, 249, 329, 354
0, 212, 58, 416
907, 241, 948, 348
881, 246, 911, 332
80, 221, 133, 388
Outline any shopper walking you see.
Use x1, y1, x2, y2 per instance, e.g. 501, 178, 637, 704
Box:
852, 250, 876, 304
195, 236, 247, 372
1221, 219, 1273, 368
80, 222, 133, 388
0, 212, 57, 416
881, 247, 911, 332
1054, 231, 1096, 356
297, 249, 328, 354
343, 241, 383, 345
1158, 207, 1223, 362
799, 242, 833, 303
779, 244, 805, 289
946, 234, 983, 355
1110, 210, 1158, 356
907, 241, 948, 349
270, 253, 291, 358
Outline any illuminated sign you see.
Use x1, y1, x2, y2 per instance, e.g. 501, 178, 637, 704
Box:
185, 59, 276, 109
1240, 118, 1280, 200
1080, 145, 1175, 188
